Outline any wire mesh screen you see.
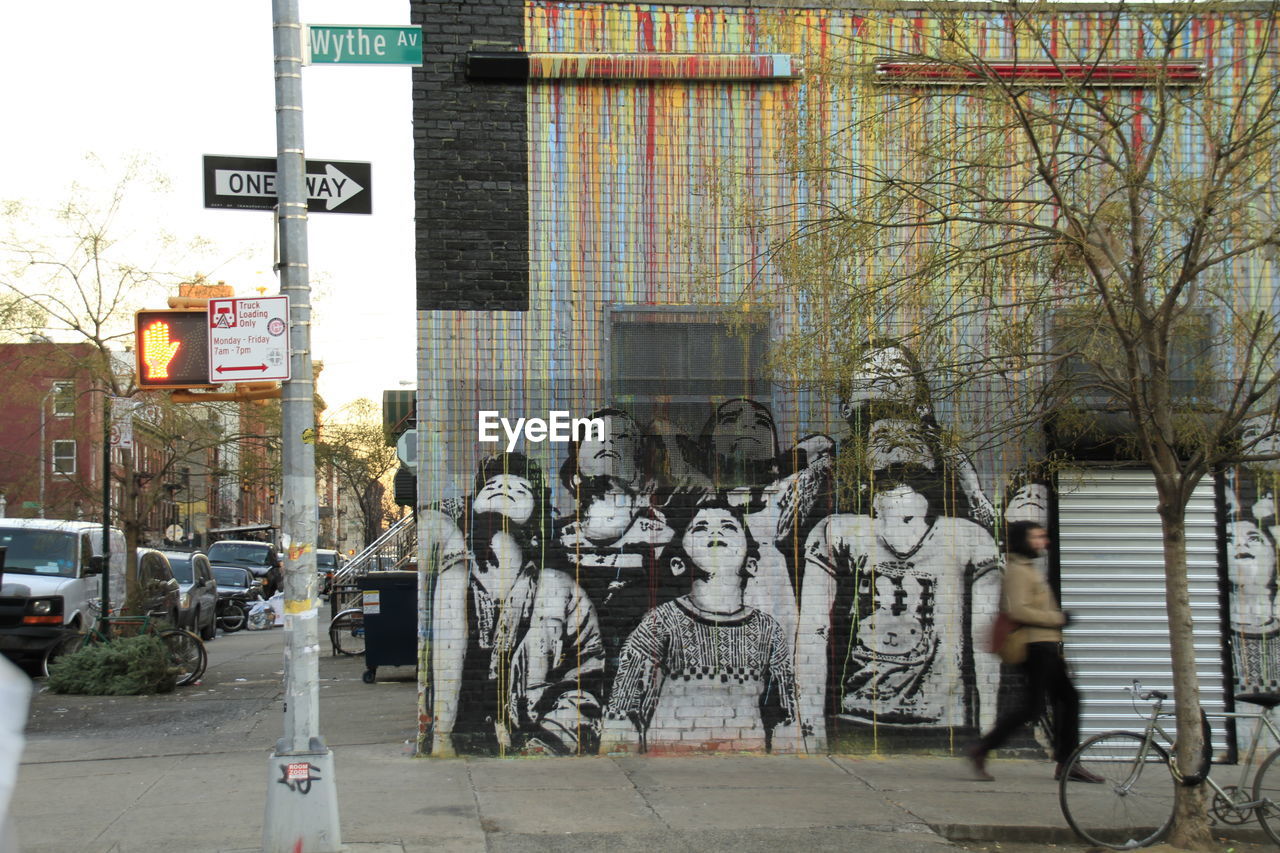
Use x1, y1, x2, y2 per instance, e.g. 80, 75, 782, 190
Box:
610, 314, 770, 436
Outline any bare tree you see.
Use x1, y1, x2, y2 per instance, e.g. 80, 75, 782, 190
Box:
315, 398, 399, 548
0, 158, 274, 600
713, 3, 1280, 845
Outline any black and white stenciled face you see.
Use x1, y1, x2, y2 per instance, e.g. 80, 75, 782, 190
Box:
865, 418, 935, 471
683, 508, 750, 581
710, 400, 777, 464
472, 473, 535, 525
576, 414, 641, 483
1005, 483, 1050, 527
843, 346, 917, 414
1242, 415, 1280, 463
1227, 519, 1276, 592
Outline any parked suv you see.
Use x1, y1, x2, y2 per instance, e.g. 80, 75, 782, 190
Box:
132, 548, 182, 627
164, 551, 217, 640
208, 539, 281, 595
207, 540, 279, 577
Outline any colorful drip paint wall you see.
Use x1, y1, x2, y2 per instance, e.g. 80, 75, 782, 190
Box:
412, 1, 1280, 756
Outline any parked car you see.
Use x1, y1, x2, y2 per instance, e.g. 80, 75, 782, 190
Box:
207, 539, 282, 594
163, 551, 218, 641
316, 549, 343, 597
0, 520, 126, 670
212, 565, 263, 632
207, 540, 280, 578
132, 548, 182, 627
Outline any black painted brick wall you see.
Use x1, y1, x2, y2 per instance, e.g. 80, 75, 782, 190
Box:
412, 0, 529, 311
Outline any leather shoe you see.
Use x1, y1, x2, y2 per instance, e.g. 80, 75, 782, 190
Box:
1055, 763, 1104, 783
965, 744, 994, 781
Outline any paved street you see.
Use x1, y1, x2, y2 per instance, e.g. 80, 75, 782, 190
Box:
11, 627, 1272, 852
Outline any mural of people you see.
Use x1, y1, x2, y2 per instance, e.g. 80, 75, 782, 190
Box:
430, 453, 605, 756
427, 386, 1014, 757
796, 482, 1001, 751
556, 408, 676, 697
602, 498, 798, 753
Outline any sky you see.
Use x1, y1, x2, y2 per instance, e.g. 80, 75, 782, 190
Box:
0, 1, 417, 414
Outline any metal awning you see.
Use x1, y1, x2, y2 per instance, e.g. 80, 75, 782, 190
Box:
208, 524, 276, 538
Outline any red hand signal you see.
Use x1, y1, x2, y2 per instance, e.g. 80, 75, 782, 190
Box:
142, 321, 182, 379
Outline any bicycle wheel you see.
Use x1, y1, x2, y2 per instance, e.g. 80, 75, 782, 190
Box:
41, 629, 87, 678
1252, 747, 1280, 845
329, 608, 365, 657
158, 628, 208, 687
1060, 731, 1175, 849
218, 602, 247, 633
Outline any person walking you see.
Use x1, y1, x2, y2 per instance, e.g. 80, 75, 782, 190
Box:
966, 520, 1101, 783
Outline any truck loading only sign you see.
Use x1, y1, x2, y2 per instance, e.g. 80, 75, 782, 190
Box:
208, 296, 291, 383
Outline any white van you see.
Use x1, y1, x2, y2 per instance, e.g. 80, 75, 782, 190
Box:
0, 519, 126, 667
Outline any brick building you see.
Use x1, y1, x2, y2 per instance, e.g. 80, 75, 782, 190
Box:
0, 342, 108, 522
411, 1, 1280, 758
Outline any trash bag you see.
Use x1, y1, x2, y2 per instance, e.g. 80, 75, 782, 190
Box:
246, 598, 273, 631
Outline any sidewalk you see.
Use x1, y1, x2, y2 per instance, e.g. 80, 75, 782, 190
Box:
9, 629, 1264, 852
14, 743, 1077, 852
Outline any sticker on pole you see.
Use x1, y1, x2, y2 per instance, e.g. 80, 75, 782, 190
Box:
207, 296, 291, 383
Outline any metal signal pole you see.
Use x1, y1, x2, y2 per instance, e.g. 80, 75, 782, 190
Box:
262, 1, 342, 850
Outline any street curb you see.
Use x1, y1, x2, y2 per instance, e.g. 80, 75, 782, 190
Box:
931, 822, 1273, 846
928, 823, 1079, 844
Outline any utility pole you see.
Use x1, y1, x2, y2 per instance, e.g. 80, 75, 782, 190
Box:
100, 395, 111, 638
262, 1, 342, 850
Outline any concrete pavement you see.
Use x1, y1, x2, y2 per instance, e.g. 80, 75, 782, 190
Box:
10, 627, 1269, 852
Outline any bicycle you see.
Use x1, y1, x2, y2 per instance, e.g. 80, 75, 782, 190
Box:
1059, 680, 1280, 849
328, 607, 366, 658
44, 613, 208, 687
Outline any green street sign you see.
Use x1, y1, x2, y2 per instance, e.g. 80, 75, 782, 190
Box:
305, 25, 423, 65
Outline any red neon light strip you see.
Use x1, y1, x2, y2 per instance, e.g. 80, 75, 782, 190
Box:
528, 53, 802, 80
875, 60, 1204, 86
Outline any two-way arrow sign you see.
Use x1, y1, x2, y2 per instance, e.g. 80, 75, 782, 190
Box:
216, 364, 269, 374
202, 155, 372, 214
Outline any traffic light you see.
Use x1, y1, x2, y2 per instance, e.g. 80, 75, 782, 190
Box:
135, 309, 211, 389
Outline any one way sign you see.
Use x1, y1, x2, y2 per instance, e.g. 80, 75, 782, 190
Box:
202, 155, 372, 214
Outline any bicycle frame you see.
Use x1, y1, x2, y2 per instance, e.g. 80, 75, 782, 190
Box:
78, 613, 157, 647
1130, 692, 1280, 814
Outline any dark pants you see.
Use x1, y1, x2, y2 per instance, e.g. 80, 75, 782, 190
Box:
978, 642, 1080, 763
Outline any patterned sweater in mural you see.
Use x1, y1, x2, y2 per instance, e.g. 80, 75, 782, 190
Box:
1236, 625, 1280, 693
557, 507, 675, 693
604, 597, 797, 751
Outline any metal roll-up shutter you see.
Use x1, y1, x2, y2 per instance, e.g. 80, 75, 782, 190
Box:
1057, 468, 1228, 754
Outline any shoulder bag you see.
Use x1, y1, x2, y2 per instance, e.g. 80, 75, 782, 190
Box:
988, 611, 1027, 665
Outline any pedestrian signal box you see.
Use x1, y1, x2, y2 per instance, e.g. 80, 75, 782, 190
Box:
135, 309, 211, 388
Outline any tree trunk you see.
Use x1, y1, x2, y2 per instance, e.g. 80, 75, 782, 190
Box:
1157, 502, 1214, 849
